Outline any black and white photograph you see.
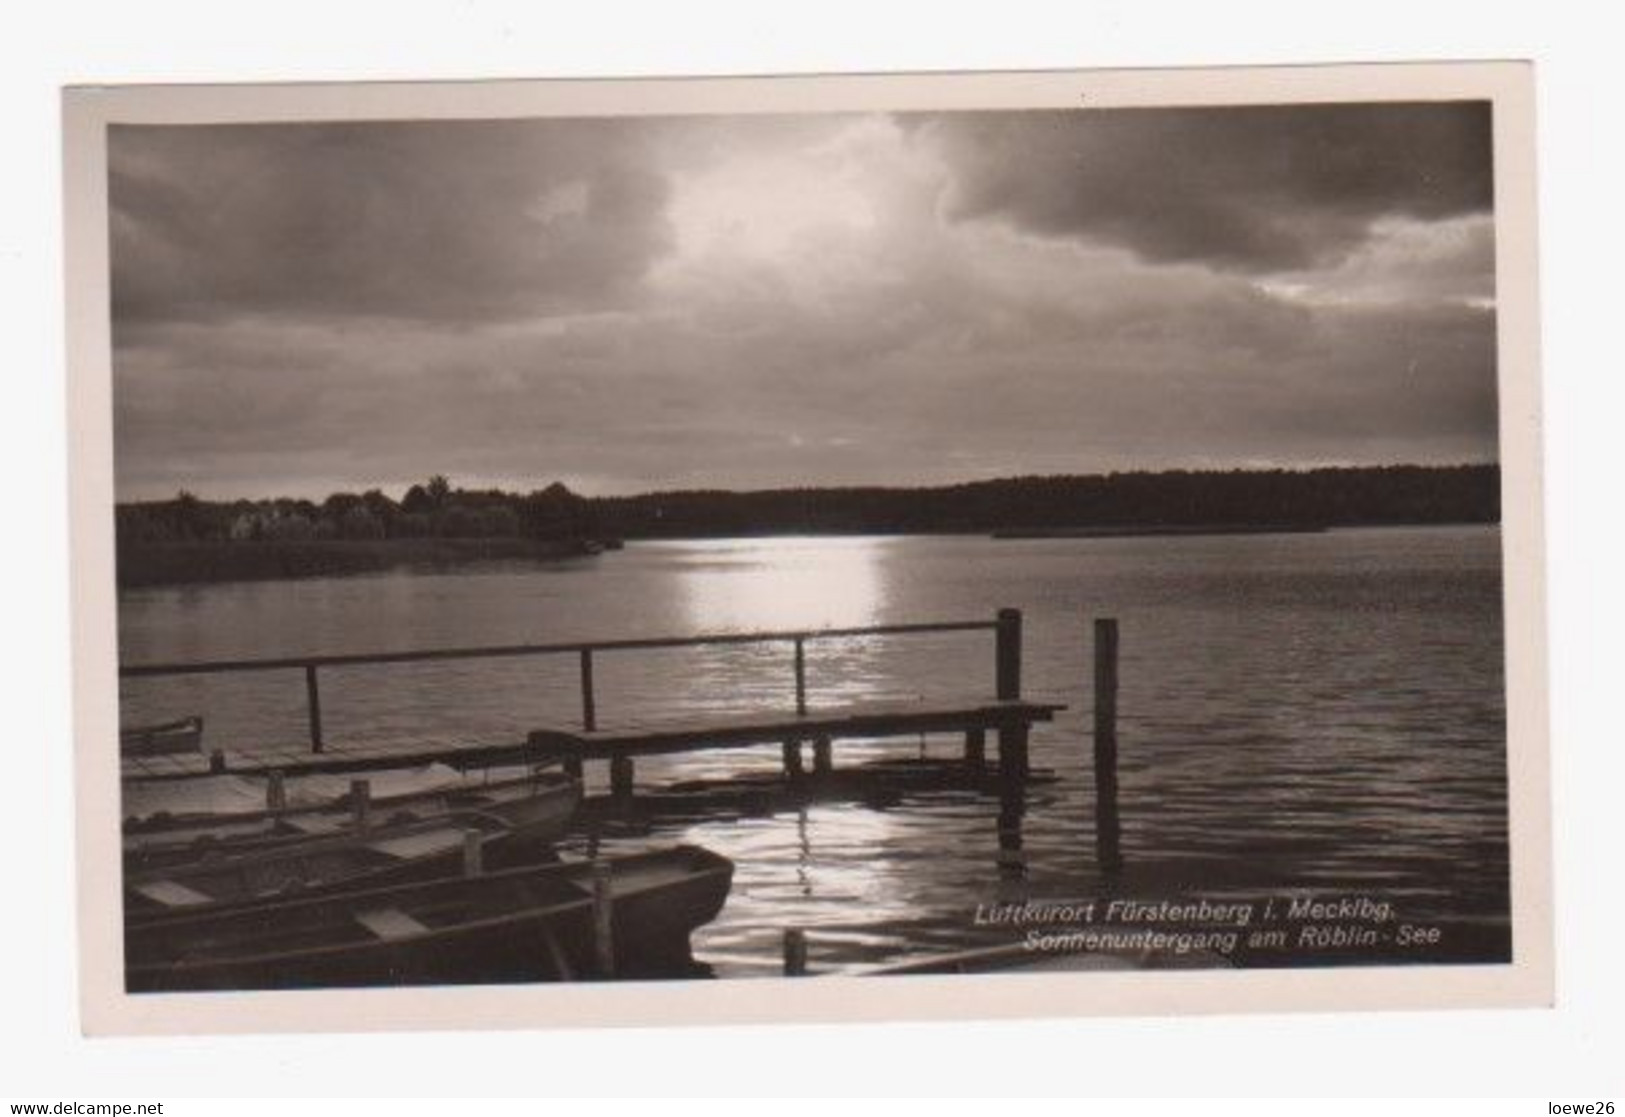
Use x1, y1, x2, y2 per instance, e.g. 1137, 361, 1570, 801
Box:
63, 63, 1549, 1029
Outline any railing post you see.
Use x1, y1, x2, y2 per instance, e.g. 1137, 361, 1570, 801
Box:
579, 648, 597, 732
304, 664, 324, 753
1093, 617, 1124, 873
793, 636, 807, 716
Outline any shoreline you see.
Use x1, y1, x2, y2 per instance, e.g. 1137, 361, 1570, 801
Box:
991, 523, 1331, 540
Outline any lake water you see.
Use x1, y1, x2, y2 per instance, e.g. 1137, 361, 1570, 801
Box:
118, 527, 1510, 973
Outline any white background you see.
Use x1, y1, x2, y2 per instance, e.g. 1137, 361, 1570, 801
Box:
2, 0, 1621, 1098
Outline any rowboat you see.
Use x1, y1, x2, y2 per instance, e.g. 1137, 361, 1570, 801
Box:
126, 845, 735, 991
122, 762, 558, 828
125, 770, 580, 875
124, 810, 551, 921
120, 716, 204, 758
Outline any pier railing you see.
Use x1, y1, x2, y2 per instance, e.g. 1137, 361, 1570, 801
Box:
119, 610, 1021, 754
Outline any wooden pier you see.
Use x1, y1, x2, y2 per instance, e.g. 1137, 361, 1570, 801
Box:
119, 609, 1065, 792
118, 607, 1135, 981
530, 698, 1061, 797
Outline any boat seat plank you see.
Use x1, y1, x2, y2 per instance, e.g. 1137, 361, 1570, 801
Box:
285, 815, 346, 836
354, 906, 430, 941
132, 879, 214, 908
121, 753, 212, 781
366, 828, 464, 860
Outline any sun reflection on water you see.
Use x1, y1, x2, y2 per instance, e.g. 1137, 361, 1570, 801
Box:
669, 535, 892, 633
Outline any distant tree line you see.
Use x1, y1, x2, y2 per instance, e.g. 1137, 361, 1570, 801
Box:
589, 464, 1500, 536
116, 476, 594, 545
115, 464, 1499, 546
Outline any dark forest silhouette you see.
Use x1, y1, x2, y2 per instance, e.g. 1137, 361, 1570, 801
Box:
114, 464, 1499, 586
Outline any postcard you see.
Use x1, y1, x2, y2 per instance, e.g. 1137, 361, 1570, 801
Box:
63, 61, 1550, 1034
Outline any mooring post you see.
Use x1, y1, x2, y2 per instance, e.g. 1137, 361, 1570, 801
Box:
350, 778, 371, 831
997, 780, 1027, 869
812, 735, 833, 775
609, 755, 635, 801
266, 770, 286, 813
1093, 617, 1124, 873
793, 636, 807, 717
462, 829, 484, 878
591, 860, 616, 978
304, 664, 324, 753
783, 928, 808, 977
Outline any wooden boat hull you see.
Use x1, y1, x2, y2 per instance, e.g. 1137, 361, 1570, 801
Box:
125, 845, 734, 992
124, 811, 563, 921
124, 772, 580, 876
123, 765, 571, 830
120, 716, 204, 758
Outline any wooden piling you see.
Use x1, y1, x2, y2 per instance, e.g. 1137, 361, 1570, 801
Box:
609, 755, 635, 801
782, 739, 805, 780
591, 861, 616, 978
208, 749, 226, 774
998, 722, 1030, 783
997, 781, 1027, 859
783, 928, 808, 976
812, 736, 833, 774
266, 770, 286, 812
562, 752, 584, 782
462, 829, 484, 878
964, 727, 987, 769
1093, 618, 1124, 873
350, 778, 371, 831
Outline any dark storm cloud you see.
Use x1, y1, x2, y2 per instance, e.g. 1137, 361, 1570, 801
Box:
110, 119, 674, 325
923, 102, 1492, 273
108, 107, 1500, 500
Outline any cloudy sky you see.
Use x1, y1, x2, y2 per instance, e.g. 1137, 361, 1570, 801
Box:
109, 102, 1497, 500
